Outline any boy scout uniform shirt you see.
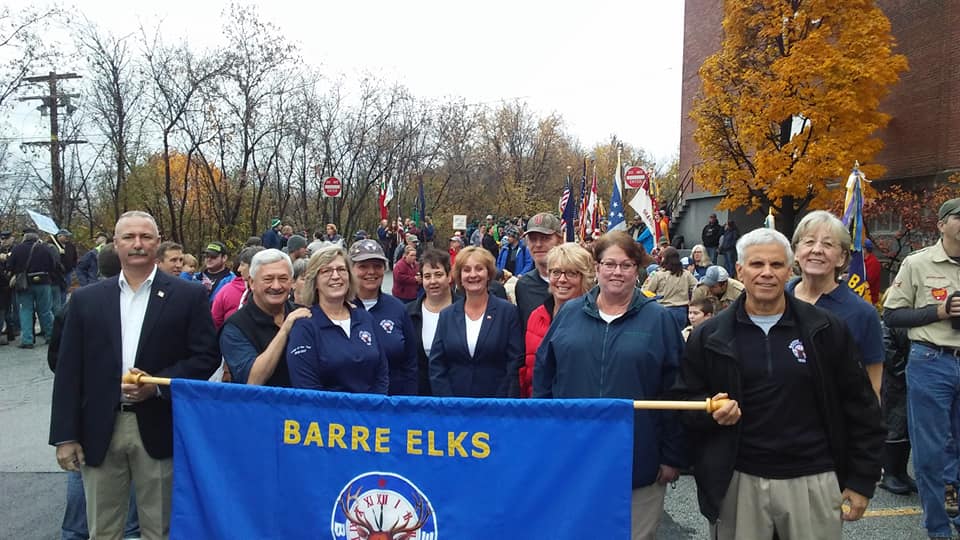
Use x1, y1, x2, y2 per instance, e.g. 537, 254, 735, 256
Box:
690, 277, 745, 309
884, 240, 960, 348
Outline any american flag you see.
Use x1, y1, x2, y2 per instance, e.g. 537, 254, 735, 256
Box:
559, 177, 575, 241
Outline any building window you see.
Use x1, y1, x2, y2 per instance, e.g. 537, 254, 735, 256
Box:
867, 212, 902, 234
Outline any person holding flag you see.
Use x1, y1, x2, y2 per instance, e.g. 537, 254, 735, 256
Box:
786, 210, 883, 399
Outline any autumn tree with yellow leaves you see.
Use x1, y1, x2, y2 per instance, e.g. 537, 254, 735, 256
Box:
692, 0, 908, 235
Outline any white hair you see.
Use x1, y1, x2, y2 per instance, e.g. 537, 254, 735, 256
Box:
736, 228, 794, 267
115, 210, 159, 236
249, 248, 293, 279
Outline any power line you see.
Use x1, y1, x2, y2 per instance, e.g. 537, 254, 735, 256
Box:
18, 71, 87, 225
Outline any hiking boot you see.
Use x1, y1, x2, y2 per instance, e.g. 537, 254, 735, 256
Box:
946, 485, 959, 517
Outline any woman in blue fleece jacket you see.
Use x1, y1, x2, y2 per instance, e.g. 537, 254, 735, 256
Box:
533, 231, 687, 540
286, 246, 388, 394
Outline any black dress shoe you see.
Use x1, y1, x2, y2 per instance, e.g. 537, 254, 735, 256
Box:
17, 343, 34, 349
878, 474, 912, 495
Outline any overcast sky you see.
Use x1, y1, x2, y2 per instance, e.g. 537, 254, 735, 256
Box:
9, 0, 685, 165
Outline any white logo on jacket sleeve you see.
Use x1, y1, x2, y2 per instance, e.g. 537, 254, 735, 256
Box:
788, 339, 806, 363
359, 330, 373, 346
379, 319, 395, 334
290, 345, 312, 356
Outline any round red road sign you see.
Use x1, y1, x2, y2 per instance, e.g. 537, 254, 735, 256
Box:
624, 166, 649, 189
322, 176, 342, 197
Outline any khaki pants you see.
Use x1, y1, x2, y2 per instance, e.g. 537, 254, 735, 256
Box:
82, 411, 172, 540
631, 482, 667, 540
711, 470, 842, 540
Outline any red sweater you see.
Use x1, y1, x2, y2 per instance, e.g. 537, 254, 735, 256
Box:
521, 299, 554, 398
392, 258, 420, 300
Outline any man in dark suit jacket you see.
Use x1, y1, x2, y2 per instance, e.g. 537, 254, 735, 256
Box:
50, 210, 219, 539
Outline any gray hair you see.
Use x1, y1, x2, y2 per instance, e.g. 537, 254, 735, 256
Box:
736, 228, 795, 267
292, 258, 309, 281
791, 210, 851, 278
115, 210, 159, 236
238, 246, 265, 266
248, 248, 292, 280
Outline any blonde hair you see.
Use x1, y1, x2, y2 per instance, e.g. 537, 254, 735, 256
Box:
691, 244, 712, 265
791, 210, 851, 279
182, 253, 198, 270
299, 245, 356, 305
546, 242, 596, 294
452, 246, 496, 288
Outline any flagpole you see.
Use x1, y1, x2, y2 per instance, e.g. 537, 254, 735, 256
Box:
120, 372, 730, 412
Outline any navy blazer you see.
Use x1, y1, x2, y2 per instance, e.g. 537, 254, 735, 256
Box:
49, 270, 220, 466
428, 295, 522, 397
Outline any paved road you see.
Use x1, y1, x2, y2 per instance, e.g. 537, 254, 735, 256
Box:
0, 275, 935, 538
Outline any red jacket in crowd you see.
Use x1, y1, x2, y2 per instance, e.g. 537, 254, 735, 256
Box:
520, 298, 554, 398
392, 257, 420, 301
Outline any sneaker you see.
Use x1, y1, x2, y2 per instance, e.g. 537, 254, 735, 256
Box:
946, 485, 959, 517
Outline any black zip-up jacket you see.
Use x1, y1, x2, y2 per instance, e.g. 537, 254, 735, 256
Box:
674, 294, 883, 522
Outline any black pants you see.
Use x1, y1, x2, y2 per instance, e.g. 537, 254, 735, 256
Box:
0, 286, 14, 338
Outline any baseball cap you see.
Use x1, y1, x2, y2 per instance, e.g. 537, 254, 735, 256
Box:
485, 214, 494, 220
349, 239, 388, 263
405, 233, 420, 244
204, 241, 227, 256
57, 229, 72, 237
523, 212, 562, 236
0, 231, 10, 239
938, 198, 960, 220
700, 265, 729, 286
286, 234, 307, 252
270, 218, 282, 228
353, 230, 368, 241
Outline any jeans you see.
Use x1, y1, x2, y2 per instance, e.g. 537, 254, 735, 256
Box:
906, 343, 960, 537
722, 251, 737, 278
18, 284, 53, 345
62, 471, 140, 540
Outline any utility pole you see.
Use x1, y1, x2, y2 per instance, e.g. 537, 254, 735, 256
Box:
19, 71, 86, 226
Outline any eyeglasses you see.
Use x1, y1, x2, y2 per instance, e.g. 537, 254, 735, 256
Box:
318, 266, 349, 277
598, 260, 638, 272
549, 269, 582, 280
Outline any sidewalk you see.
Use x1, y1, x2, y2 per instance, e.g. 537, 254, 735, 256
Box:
0, 341, 65, 539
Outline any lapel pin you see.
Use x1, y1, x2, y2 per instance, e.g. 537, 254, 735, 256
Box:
486, 315, 492, 320
157, 290, 165, 298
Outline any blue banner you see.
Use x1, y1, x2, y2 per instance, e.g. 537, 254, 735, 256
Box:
170, 380, 634, 539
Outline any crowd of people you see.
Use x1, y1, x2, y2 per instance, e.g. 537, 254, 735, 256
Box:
0, 198, 953, 539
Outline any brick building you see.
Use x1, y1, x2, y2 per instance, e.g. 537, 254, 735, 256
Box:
673, 0, 960, 243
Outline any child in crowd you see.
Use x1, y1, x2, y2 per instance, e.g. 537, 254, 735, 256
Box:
180, 253, 198, 280
682, 296, 717, 341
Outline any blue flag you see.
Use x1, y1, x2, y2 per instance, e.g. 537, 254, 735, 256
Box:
170, 380, 633, 539
841, 163, 869, 299
609, 151, 626, 232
